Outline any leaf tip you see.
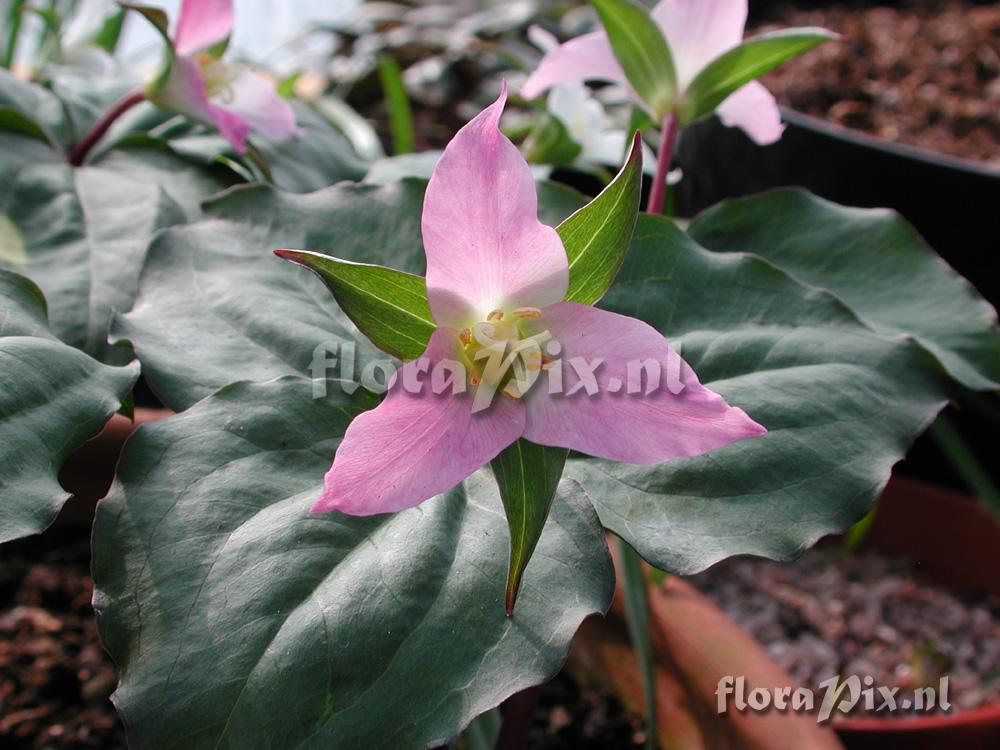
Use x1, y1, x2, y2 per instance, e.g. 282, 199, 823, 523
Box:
504, 564, 526, 617
274, 248, 304, 264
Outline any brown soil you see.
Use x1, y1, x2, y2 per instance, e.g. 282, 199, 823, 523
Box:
754, 0, 1000, 166
691, 549, 1000, 719
0, 532, 123, 749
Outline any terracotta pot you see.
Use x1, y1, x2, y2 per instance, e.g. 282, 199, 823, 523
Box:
568, 548, 845, 749
55, 408, 172, 528
568, 478, 1000, 749
833, 478, 1000, 749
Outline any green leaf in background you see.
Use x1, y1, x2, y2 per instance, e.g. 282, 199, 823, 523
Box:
314, 94, 385, 162
118, 3, 171, 46
0, 67, 73, 146
46, 61, 139, 144
275, 250, 436, 361
591, 0, 677, 118
523, 112, 583, 168
92, 8, 127, 53
115, 180, 585, 410
491, 439, 569, 614
680, 28, 836, 123
565, 215, 950, 573
687, 189, 1000, 392
559, 130, 642, 305
93, 377, 614, 749
251, 101, 368, 192
376, 55, 415, 156
0, 269, 137, 544
1, 147, 234, 361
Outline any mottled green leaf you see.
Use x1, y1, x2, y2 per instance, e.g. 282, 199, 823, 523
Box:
0, 270, 137, 543
565, 215, 949, 573
688, 188, 1000, 391
93, 377, 613, 748
116, 180, 584, 410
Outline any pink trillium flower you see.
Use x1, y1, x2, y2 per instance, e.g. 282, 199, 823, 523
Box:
522, 0, 784, 145
148, 0, 301, 152
311, 85, 765, 516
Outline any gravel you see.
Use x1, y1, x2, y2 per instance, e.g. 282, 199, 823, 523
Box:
691, 549, 1000, 719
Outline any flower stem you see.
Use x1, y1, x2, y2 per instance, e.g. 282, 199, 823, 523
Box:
645, 113, 677, 216
617, 537, 659, 750
67, 90, 145, 167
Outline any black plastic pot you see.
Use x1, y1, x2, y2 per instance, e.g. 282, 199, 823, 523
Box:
674, 108, 1000, 306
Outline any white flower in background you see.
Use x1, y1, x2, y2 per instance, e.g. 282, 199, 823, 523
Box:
547, 83, 662, 175
527, 26, 677, 182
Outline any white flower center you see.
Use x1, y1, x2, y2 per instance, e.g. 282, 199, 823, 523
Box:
197, 54, 238, 104
458, 308, 551, 400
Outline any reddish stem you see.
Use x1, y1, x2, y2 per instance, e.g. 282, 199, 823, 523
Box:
645, 113, 678, 215
67, 90, 145, 167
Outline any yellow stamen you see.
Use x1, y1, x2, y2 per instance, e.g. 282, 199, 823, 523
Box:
511, 307, 543, 319
487, 309, 504, 321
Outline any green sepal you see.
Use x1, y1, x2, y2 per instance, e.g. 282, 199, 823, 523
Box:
491, 439, 569, 615
275, 249, 436, 361
680, 27, 837, 124
591, 0, 677, 118
559, 130, 642, 305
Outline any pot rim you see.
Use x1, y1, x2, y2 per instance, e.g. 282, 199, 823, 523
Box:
779, 106, 1000, 180
835, 700, 1000, 733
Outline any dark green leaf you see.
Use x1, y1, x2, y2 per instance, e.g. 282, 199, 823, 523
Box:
559, 131, 642, 305
93, 377, 614, 748
591, 0, 676, 117
491, 439, 569, 614
0, 269, 137, 544
681, 28, 836, 123
565, 215, 949, 573
688, 188, 1000, 391
276, 250, 436, 361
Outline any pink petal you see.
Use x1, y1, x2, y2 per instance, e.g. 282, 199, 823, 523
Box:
522, 30, 630, 100
716, 80, 785, 145
651, 0, 748, 89
174, 0, 234, 57
522, 302, 765, 463
157, 56, 250, 151
422, 84, 569, 328
225, 69, 303, 141
314, 328, 526, 516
